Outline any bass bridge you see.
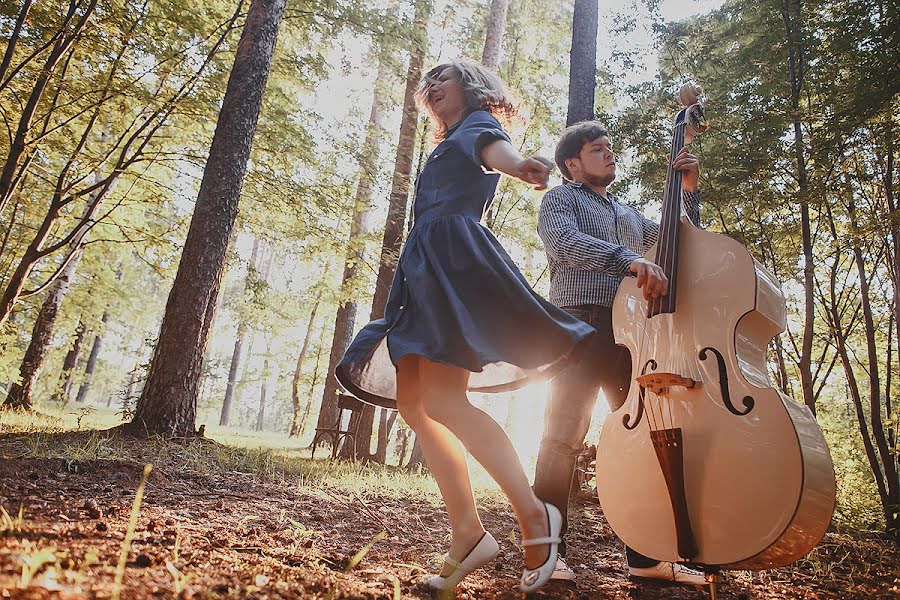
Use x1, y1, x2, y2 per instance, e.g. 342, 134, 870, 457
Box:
636, 372, 702, 397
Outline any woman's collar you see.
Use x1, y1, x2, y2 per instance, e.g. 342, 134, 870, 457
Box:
444, 109, 476, 136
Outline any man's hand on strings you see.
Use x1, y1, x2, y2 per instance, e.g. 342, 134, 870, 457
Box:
671, 146, 700, 193
630, 258, 669, 301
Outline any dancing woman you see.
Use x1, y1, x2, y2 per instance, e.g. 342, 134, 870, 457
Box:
336, 60, 594, 592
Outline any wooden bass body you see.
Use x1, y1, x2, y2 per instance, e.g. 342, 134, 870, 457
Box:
596, 218, 836, 569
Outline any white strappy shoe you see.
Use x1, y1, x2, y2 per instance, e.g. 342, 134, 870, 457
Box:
422, 531, 500, 591
519, 502, 562, 593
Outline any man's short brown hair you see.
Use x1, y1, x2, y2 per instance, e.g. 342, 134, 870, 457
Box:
555, 121, 609, 180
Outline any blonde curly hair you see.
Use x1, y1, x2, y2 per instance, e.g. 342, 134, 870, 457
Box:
415, 60, 517, 140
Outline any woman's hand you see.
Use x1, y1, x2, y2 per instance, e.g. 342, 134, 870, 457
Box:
481, 140, 553, 188
515, 156, 554, 190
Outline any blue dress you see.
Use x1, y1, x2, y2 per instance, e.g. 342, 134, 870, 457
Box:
335, 109, 595, 408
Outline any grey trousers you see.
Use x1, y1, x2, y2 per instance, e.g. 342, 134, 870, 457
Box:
532, 304, 657, 568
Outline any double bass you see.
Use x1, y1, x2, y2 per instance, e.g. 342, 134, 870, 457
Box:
595, 86, 836, 587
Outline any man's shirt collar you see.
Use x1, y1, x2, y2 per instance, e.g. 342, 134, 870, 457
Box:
565, 179, 614, 202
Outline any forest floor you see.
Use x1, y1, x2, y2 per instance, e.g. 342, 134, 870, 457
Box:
0, 408, 898, 599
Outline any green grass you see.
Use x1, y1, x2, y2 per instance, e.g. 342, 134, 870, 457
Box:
0, 403, 508, 504
0, 403, 121, 434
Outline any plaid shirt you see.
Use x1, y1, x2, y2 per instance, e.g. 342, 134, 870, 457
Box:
537, 181, 701, 308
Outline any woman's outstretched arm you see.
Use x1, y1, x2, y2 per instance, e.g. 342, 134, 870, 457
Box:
481, 139, 553, 190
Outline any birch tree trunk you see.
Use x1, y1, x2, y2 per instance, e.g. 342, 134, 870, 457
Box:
54, 321, 85, 404
3, 126, 113, 410
255, 337, 273, 431
2, 254, 81, 409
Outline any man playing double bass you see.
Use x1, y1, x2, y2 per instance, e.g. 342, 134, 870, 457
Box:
533, 120, 706, 586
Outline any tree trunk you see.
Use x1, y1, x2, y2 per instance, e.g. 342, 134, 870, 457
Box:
406, 435, 426, 471
0, 2, 240, 330
827, 251, 896, 536
220, 322, 246, 426
74, 312, 109, 404
847, 195, 899, 534
196, 255, 229, 411
566, 0, 598, 126
781, 0, 816, 415
220, 238, 261, 426
290, 300, 320, 436
54, 320, 85, 404
773, 334, 791, 396
366, 0, 432, 463
395, 428, 409, 466
122, 365, 140, 410
300, 337, 328, 441
321, 55, 391, 454
480, 0, 511, 230
0, 0, 33, 87
128, 0, 286, 438
883, 122, 898, 467
3, 249, 83, 409
3, 123, 111, 410
481, 0, 510, 71
376, 408, 389, 461
824, 198, 897, 538
887, 314, 895, 461
375, 408, 399, 463
369, 0, 430, 321
252, 242, 275, 432
255, 338, 273, 431
315, 205, 363, 437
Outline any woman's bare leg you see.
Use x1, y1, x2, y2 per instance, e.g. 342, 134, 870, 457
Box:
395, 355, 485, 575
415, 358, 552, 570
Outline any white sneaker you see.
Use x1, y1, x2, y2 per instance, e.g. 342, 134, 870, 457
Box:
550, 556, 576, 582
628, 562, 708, 586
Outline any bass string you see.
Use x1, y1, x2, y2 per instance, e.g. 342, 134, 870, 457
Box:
634, 113, 687, 435
634, 309, 652, 432
666, 119, 687, 429
660, 120, 686, 431
633, 296, 659, 433
661, 121, 685, 305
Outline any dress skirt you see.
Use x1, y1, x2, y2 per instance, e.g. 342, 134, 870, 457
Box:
335, 213, 595, 409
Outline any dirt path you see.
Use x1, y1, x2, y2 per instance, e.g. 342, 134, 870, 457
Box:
0, 436, 897, 599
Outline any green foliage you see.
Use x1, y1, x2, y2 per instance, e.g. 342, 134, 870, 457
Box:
818, 401, 886, 530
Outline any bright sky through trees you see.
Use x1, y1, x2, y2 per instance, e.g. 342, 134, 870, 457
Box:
315, 0, 725, 132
